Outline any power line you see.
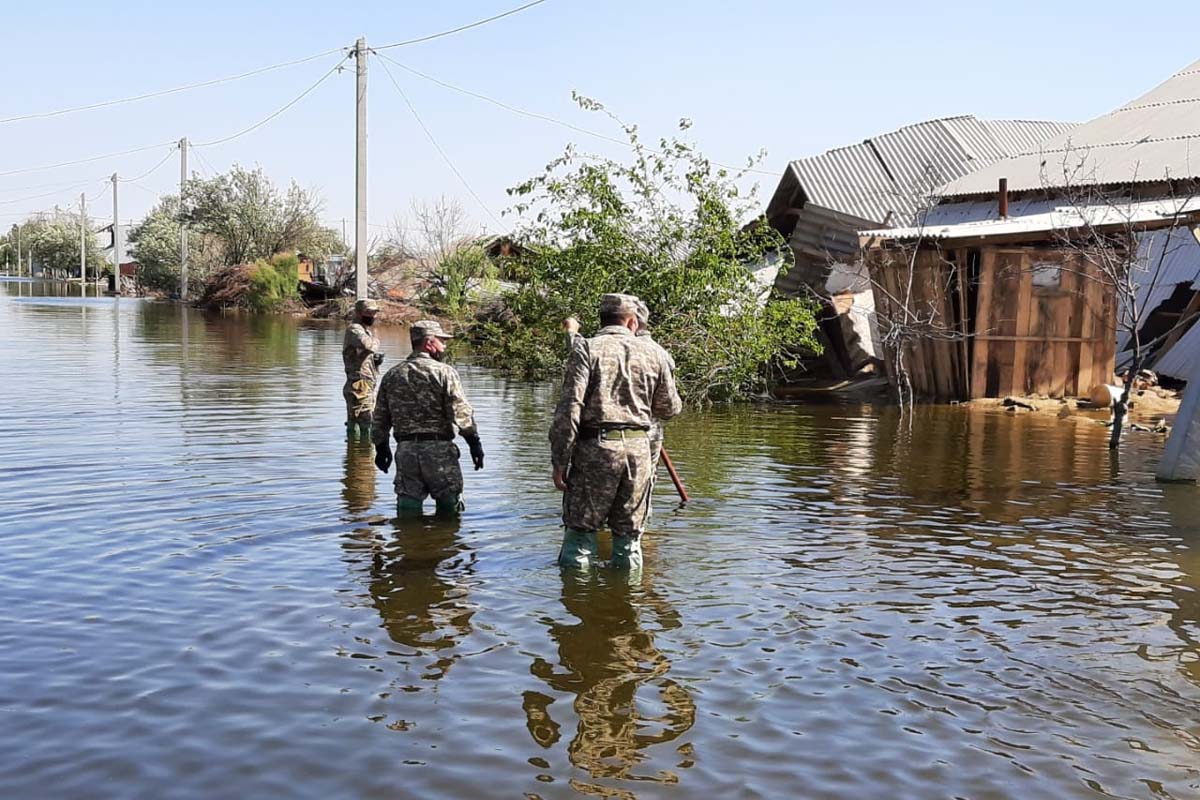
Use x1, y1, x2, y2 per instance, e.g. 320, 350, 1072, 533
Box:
375, 55, 504, 227
192, 54, 350, 147
374, 0, 550, 50
0, 47, 347, 127
0, 142, 177, 180
192, 147, 219, 177
0, 180, 95, 206
374, 52, 777, 178
118, 147, 179, 183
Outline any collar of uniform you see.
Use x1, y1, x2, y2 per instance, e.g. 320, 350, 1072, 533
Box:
596, 325, 634, 337
407, 351, 433, 361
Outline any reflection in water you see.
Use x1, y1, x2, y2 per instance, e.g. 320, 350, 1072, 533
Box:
530, 570, 695, 793
341, 440, 378, 516
3, 284, 1200, 799
353, 517, 476, 682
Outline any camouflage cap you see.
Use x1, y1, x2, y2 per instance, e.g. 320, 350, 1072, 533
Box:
599, 293, 640, 318
411, 319, 454, 340
354, 298, 381, 314
632, 298, 651, 326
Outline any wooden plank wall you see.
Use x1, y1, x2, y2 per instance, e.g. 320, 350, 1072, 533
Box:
970, 248, 1115, 398
866, 247, 965, 400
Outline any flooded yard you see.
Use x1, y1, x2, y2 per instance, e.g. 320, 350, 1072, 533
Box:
1, 281, 1198, 798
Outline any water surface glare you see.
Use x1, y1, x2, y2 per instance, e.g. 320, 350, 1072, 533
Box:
2, 281, 1199, 799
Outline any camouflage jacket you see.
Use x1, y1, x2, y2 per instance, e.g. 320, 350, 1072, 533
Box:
569, 330, 676, 372
372, 352, 478, 445
550, 326, 682, 469
343, 323, 382, 381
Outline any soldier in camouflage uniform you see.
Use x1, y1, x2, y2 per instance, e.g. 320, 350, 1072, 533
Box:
372, 320, 485, 516
343, 298, 384, 439
632, 298, 675, 467
550, 294, 682, 570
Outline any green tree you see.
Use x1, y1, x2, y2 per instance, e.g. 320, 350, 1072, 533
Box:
128, 196, 224, 295
129, 165, 340, 295
246, 252, 301, 313
184, 165, 340, 265
5, 212, 105, 278
474, 97, 820, 403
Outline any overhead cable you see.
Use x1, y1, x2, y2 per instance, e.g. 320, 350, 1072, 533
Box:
192, 55, 350, 147
0, 142, 177, 179
375, 55, 504, 227
0, 180, 96, 206
374, 52, 776, 177
374, 0, 550, 50
118, 147, 179, 183
0, 47, 347, 127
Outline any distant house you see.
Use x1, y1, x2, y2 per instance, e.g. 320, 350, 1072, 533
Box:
862, 58, 1200, 400
763, 115, 1075, 378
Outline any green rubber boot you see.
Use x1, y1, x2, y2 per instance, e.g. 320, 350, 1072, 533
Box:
346, 422, 359, 440
396, 496, 424, 517
357, 422, 373, 439
610, 533, 643, 571
558, 527, 597, 570
434, 494, 464, 516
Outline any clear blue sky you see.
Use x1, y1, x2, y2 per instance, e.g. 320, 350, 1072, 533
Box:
0, 0, 1193, 239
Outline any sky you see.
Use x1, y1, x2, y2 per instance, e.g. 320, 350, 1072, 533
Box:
0, 0, 1195, 243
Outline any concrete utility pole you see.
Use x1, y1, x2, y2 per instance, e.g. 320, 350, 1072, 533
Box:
14, 224, 21, 279
179, 137, 189, 301
354, 36, 369, 301
80, 192, 87, 294
111, 173, 122, 296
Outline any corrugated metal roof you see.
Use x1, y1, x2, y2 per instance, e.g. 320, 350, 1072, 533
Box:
1118, 228, 1200, 354
1154, 318, 1200, 379
787, 116, 1076, 225
862, 196, 1200, 241
941, 58, 1200, 198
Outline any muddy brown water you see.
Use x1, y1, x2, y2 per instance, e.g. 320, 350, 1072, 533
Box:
2, 280, 1199, 799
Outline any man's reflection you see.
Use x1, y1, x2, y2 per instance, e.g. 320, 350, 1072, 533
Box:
528, 568, 695, 788
342, 439, 378, 517
365, 516, 476, 681
1161, 486, 1200, 688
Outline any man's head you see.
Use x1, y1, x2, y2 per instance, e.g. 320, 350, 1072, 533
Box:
598, 293, 641, 331
410, 319, 454, 360
632, 298, 651, 334
354, 298, 380, 326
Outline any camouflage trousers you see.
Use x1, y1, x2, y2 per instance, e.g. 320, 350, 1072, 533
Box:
394, 440, 464, 503
562, 435, 654, 535
343, 377, 377, 426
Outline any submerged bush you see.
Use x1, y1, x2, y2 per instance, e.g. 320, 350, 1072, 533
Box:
472, 97, 820, 404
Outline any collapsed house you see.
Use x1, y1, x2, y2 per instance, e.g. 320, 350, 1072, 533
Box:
860, 57, 1200, 400
763, 115, 1075, 378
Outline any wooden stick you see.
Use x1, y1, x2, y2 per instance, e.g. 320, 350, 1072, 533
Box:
660, 447, 689, 503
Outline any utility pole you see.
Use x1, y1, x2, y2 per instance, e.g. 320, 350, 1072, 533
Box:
14, 224, 21, 279
354, 36, 368, 301
111, 173, 122, 296
80, 192, 87, 295
179, 137, 189, 302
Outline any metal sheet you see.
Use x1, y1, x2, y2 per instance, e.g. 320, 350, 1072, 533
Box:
942, 59, 1200, 197
784, 116, 1075, 226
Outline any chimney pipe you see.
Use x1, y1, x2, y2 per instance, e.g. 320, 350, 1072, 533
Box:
998, 177, 1009, 219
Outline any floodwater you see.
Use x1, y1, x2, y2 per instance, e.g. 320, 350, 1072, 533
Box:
2, 280, 1199, 800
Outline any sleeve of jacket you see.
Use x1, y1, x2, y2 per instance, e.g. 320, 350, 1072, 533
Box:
444, 367, 478, 438
651, 353, 683, 421
549, 344, 591, 470
371, 371, 394, 446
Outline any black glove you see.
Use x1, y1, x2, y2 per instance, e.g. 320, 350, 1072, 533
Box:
464, 434, 484, 471
373, 353, 384, 367
374, 441, 393, 473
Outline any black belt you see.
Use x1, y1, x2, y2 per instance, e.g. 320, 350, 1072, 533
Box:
397, 432, 454, 442
578, 425, 649, 440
